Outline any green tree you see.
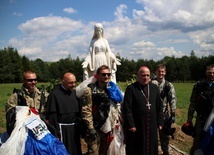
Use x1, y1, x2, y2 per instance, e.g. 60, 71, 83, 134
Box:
117, 58, 137, 82
1, 46, 214, 83
71, 57, 83, 81
0, 48, 12, 83
165, 56, 177, 81
58, 58, 73, 77
0, 47, 22, 83
49, 62, 61, 80
8, 48, 23, 82
176, 56, 191, 82
22, 56, 32, 71
31, 58, 49, 82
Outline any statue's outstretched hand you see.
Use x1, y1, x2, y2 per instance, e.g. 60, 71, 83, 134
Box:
115, 58, 121, 65
82, 61, 88, 68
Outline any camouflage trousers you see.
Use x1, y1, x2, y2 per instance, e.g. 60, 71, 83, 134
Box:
85, 130, 109, 155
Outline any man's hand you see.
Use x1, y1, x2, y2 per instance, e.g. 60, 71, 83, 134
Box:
88, 128, 97, 141
187, 119, 193, 125
170, 112, 175, 123
128, 127, 136, 132
82, 61, 88, 68
115, 58, 121, 65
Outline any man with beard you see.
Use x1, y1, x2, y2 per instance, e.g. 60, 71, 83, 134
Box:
81, 65, 124, 155
46, 72, 82, 155
187, 64, 214, 155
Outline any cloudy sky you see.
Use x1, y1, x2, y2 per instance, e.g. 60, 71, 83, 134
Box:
0, 0, 214, 62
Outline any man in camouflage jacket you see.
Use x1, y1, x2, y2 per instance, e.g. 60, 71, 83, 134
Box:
5, 70, 48, 135
80, 65, 124, 155
187, 64, 214, 155
152, 64, 177, 155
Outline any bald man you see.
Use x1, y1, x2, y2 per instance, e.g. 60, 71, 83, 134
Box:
46, 72, 82, 155
123, 66, 163, 155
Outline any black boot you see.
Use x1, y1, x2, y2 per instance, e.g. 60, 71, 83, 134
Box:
162, 151, 169, 155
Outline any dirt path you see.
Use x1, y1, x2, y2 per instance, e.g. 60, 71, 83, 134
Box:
81, 123, 193, 155
157, 123, 193, 155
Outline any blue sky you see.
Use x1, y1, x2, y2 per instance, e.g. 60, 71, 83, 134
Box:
0, 0, 214, 62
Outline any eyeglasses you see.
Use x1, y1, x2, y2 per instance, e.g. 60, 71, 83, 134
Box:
101, 73, 111, 77
25, 78, 37, 82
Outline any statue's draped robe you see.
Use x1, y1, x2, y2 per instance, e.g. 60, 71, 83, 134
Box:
83, 38, 117, 83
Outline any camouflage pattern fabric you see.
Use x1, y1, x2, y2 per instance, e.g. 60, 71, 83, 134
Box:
81, 84, 111, 155
188, 80, 214, 155
6, 86, 48, 115
152, 78, 176, 154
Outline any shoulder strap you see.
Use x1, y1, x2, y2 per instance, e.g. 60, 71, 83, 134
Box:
14, 88, 45, 113
164, 80, 171, 95
38, 89, 45, 113
194, 81, 204, 93
14, 88, 27, 106
88, 83, 96, 93
160, 80, 170, 99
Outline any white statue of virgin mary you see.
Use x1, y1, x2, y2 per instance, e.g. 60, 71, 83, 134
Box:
82, 23, 121, 83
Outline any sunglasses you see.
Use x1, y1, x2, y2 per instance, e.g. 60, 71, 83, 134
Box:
101, 73, 111, 77
25, 78, 37, 82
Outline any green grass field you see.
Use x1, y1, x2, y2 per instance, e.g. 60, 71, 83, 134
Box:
0, 82, 194, 133
173, 82, 195, 125
0, 82, 195, 153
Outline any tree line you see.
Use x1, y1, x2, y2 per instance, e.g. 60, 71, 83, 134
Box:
0, 46, 213, 83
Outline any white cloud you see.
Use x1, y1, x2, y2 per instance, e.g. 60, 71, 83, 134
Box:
63, 7, 77, 14
18, 16, 83, 39
133, 41, 155, 47
156, 47, 183, 58
114, 4, 129, 22
134, 0, 214, 30
6, 0, 214, 61
19, 47, 42, 55
173, 10, 192, 22
165, 39, 189, 44
128, 0, 214, 59
130, 40, 184, 60
8, 16, 84, 61
189, 27, 214, 54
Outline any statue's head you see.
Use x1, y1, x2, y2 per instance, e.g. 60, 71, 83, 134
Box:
95, 23, 103, 29
93, 23, 104, 39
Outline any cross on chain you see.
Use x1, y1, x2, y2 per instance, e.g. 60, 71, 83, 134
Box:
140, 84, 151, 110
146, 102, 151, 110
